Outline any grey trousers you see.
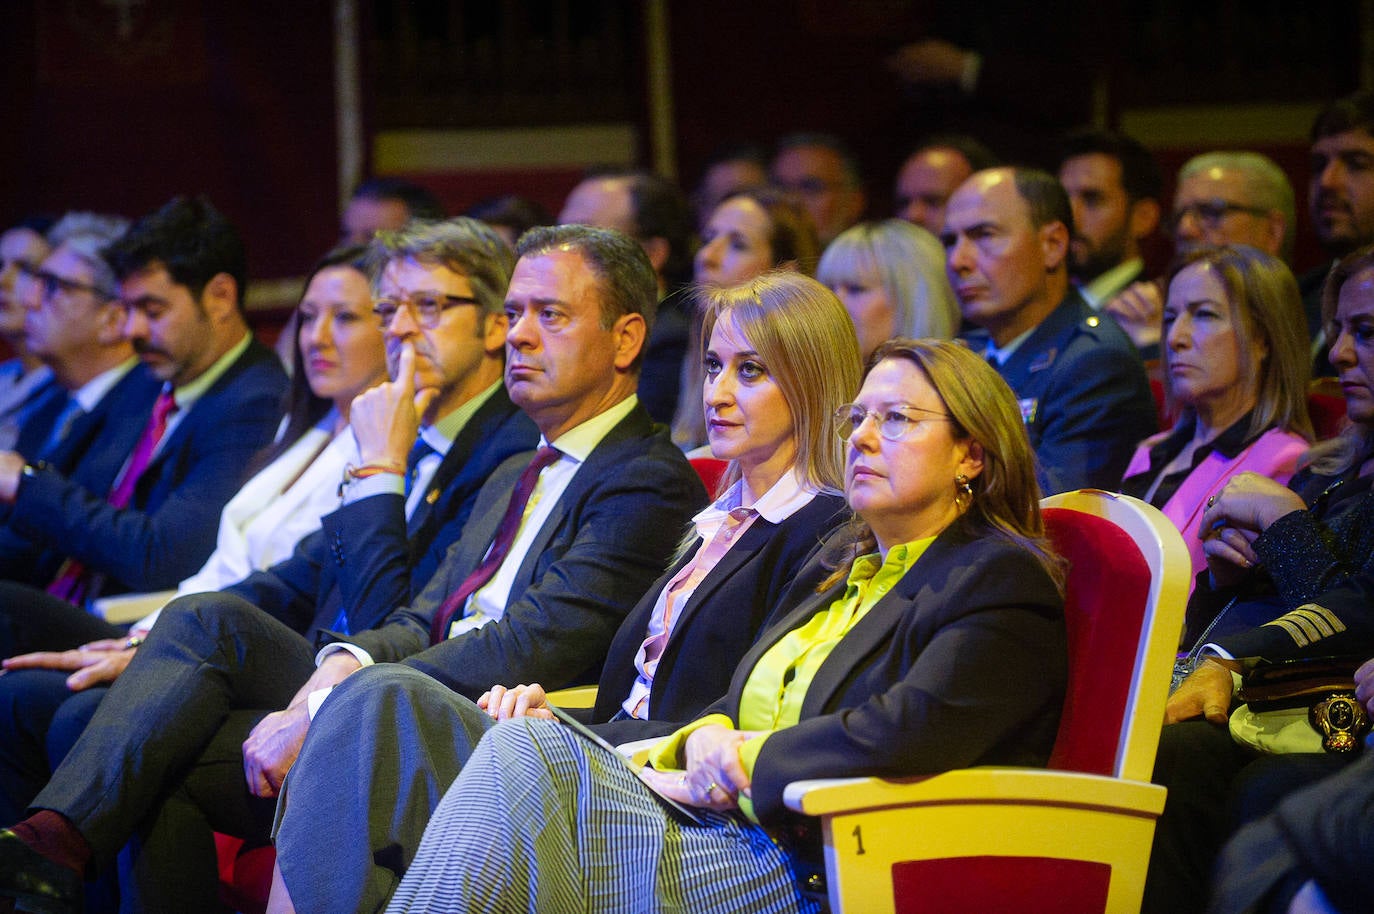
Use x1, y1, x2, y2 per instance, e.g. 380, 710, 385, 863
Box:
385, 717, 816, 914
275, 664, 497, 914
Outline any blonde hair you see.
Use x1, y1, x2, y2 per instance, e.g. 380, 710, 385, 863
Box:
696, 272, 863, 495
1163, 246, 1313, 442
821, 338, 1063, 591
816, 220, 960, 354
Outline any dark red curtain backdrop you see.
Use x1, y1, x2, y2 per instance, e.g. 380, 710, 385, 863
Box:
1, 1, 340, 279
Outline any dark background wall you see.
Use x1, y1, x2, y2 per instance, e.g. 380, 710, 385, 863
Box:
2, 0, 1367, 287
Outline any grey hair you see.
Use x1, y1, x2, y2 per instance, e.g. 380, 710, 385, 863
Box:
1178, 151, 1296, 260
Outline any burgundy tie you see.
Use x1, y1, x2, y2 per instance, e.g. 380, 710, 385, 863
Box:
48, 389, 177, 602
428, 446, 562, 644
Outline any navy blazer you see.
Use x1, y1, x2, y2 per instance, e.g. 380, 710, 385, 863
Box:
996, 291, 1156, 494
589, 491, 847, 737
0, 364, 161, 542
224, 386, 539, 645
346, 402, 709, 698
2, 343, 285, 594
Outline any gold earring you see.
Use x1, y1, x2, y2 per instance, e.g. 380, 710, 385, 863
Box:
955, 473, 974, 508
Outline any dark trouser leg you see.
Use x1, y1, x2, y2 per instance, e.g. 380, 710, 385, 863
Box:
1142, 720, 1254, 914
0, 670, 73, 823
29, 592, 316, 862
119, 710, 279, 914
0, 580, 124, 659
275, 664, 495, 914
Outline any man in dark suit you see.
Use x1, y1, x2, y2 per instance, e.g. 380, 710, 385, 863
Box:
0, 196, 286, 605
0, 225, 704, 913
942, 166, 1155, 494
3, 220, 155, 477
0, 217, 536, 838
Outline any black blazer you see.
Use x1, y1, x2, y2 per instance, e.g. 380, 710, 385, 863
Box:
590, 491, 847, 736
224, 386, 539, 645
2, 342, 286, 594
618, 523, 1066, 830
346, 402, 709, 699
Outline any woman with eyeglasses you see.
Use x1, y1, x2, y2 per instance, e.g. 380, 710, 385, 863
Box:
1120, 246, 1313, 601
364, 339, 1065, 914
267, 271, 863, 913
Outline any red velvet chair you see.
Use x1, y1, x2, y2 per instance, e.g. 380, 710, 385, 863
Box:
784, 489, 1191, 914
688, 456, 728, 496
1308, 378, 1348, 441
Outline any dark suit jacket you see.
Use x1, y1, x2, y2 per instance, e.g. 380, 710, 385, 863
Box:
1, 343, 285, 594
11, 377, 69, 460
997, 290, 1156, 494
589, 491, 847, 737
0, 364, 162, 538
345, 402, 708, 698
658, 523, 1066, 828
224, 386, 539, 646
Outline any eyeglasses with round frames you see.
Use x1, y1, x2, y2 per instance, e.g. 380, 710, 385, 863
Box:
833, 403, 952, 442
372, 292, 480, 329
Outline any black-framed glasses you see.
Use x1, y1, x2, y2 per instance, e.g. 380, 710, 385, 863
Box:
1170, 199, 1270, 232
18, 262, 114, 302
833, 403, 951, 442
372, 293, 480, 329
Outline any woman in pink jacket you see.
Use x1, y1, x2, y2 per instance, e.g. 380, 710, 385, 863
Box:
1121, 245, 1313, 598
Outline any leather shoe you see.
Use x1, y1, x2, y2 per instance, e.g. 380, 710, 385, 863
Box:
0, 829, 81, 914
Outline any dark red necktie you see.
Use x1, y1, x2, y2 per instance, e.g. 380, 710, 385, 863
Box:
48, 389, 177, 602
428, 446, 562, 644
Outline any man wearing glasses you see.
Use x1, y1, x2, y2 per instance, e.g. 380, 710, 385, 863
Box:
1104, 151, 1294, 352
6, 214, 161, 477
0, 196, 287, 603
0, 224, 704, 913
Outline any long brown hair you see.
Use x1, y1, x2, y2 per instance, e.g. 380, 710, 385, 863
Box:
821, 338, 1064, 591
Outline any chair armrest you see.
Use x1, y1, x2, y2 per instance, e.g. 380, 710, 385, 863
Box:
784, 768, 1166, 818
546, 684, 598, 709
91, 590, 177, 624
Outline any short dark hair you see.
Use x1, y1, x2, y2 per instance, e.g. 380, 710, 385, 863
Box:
601, 169, 694, 289
351, 178, 446, 221
1011, 168, 1075, 237
515, 224, 657, 370
1058, 127, 1163, 202
464, 195, 551, 242
775, 132, 864, 186
1311, 90, 1374, 142
912, 133, 1001, 173
104, 195, 249, 313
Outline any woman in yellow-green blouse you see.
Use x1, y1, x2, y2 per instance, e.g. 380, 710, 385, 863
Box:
385, 339, 1068, 914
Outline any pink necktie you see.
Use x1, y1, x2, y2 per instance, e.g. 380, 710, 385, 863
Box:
48, 389, 177, 602
428, 446, 562, 644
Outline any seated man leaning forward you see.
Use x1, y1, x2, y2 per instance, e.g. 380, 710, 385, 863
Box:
0, 224, 706, 914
